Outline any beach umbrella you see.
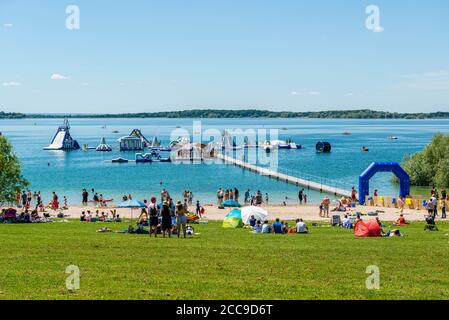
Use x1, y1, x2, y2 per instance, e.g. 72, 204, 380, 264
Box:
118, 199, 146, 227
240, 206, 268, 225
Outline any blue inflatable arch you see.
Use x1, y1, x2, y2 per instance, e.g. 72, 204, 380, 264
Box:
359, 162, 410, 205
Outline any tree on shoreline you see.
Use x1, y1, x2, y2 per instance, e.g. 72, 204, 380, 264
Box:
0, 134, 29, 204
400, 133, 449, 187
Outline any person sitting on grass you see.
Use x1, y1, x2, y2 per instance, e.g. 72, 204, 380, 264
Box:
395, 214, 408, 226
100, 212, 107, 222
253, 220, 262, 233
80, 211, 86, 222
272, 218, 284, 234
249, 215, 256, 228
261, 220, 272, 234
295, 219, 309, 234
138, 208, 148, 226
282, 222, 291, 234
31, 210, 40, 222
376, 217, 385, 236
341, 214, 353, 229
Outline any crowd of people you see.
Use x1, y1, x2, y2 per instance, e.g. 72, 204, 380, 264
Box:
15, 190, 66, 212
247, 215, 309, 234
0, 207, 51, 224
80, 189, 202, 238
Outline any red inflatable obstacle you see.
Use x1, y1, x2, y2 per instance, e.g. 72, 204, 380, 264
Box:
354, 220, 381, 237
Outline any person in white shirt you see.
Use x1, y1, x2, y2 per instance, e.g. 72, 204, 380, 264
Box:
295, 218, 309, 234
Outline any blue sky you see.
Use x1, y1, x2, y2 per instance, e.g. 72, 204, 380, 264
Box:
1, 0, 448, 113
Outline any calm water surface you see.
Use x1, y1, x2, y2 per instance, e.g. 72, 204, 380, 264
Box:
1, 118, 446, 204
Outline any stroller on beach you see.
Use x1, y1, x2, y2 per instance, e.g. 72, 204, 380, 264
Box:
424, 215, 438, 231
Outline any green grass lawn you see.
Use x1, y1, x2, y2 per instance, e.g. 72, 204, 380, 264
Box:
1, 220, 449, 300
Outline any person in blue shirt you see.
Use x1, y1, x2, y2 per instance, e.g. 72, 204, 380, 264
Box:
272, 218, 284, 234
249, 215, 257, 228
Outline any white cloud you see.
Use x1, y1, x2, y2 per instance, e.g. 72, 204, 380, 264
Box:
3, 23, 13, 28
308, 91, 321, 95
2, 81, 22, 87
290, 91, 299, 95
51, 73, 69, 80
82, 82, 89, 86
345, 93, 354, 96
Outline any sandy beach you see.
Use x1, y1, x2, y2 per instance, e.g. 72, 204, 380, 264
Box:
15, 202, 430, 222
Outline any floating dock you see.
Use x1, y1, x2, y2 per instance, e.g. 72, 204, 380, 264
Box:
215, 153, 352, 197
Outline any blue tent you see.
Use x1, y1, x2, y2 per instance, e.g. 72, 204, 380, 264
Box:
222, 200, 241, 208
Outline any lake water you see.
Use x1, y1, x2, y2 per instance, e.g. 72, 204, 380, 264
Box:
1, 118, 447, 205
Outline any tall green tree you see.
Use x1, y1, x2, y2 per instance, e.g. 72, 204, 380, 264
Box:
401, 133, 449, 187
0, 134, 29, 204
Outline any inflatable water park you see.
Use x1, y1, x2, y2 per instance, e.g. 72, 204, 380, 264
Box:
43, 119, 80, 150
42, 122, 303, 160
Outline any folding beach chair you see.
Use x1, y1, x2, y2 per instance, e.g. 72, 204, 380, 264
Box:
331, 215, 341, 227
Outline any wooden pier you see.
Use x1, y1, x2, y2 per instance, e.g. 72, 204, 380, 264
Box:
215, 153, 352, 197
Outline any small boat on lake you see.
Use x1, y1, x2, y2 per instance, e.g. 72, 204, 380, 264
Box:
112, 157, 129, 163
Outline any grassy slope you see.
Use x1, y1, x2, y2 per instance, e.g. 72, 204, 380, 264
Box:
0, 220, 448, 300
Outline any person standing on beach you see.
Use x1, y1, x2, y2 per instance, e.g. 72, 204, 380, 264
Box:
224, 189, 230, 201
21, 191, 27, 208
321, 196, 330, 218
36, 191, 42, 207
51, 192, 59, 211
351, 187, 357, 203
234, 188, 239, 202
27, 190, 32, 206
196, 200, 201, 217
82, 189, 88, 206
244, 189, 250, 204
265, 193, 269, 204
217, 188, 224, 206
188, 191, 193, 205
298, 189, 304, 205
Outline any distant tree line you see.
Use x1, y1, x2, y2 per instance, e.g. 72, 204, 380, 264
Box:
2, 109, 449, 119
